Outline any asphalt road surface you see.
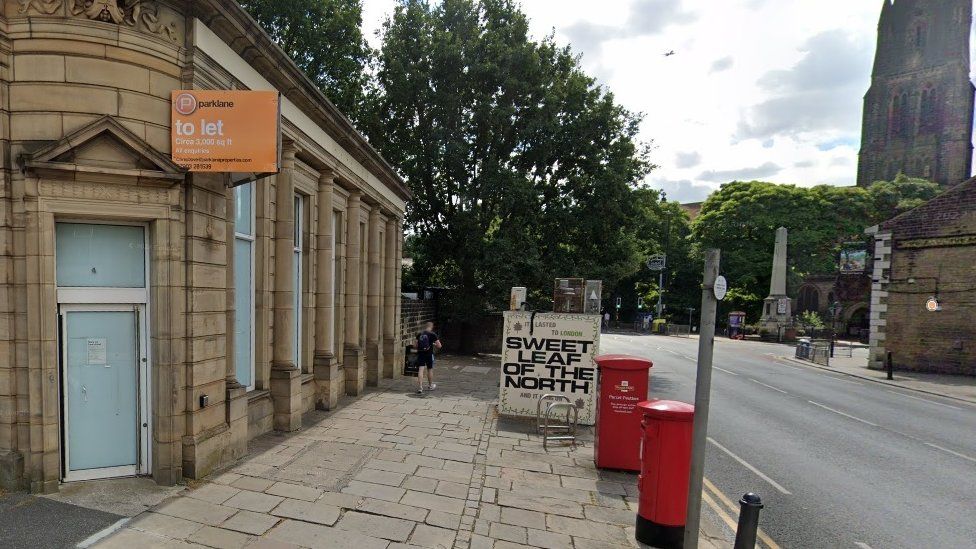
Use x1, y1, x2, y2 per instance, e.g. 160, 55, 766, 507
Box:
601, 332, 976, 549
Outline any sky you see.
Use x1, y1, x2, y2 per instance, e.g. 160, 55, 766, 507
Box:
359, 0, 900, 203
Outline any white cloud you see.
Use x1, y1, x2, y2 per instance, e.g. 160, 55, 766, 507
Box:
361, 0, 885, 201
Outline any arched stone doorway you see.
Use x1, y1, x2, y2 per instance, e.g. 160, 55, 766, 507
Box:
845, 305, 870, 342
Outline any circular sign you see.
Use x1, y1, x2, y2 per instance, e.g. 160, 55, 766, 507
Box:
925, 297, 940, 312
714, 276, 728, 301
174, 92, 198, 115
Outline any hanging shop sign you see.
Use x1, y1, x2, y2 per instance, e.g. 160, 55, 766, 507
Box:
171, 90, 281, 175
499, 311, 601, 425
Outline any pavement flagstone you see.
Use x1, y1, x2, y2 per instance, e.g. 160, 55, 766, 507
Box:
96, 354, 728, 548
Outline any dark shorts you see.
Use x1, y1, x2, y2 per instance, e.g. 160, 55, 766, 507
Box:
417, 353, 434, 368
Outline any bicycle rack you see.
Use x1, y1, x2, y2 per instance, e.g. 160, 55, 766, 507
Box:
536, 394, 570, 434
541, 402, 579, 450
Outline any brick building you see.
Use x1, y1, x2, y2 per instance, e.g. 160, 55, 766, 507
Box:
857, 0, 974, 187
867, 178, 976, 375
0, 1, 409, 492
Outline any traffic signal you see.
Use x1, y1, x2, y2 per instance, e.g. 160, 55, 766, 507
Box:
615, 297, 622, 309
638, 297, 644, 309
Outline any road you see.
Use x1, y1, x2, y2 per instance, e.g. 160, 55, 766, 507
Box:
601, 332, 976, 549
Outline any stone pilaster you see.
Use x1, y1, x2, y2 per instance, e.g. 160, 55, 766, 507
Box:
868, 227, 892, 371
365, 207, 382, 386
270, 145, 301, 432
383, 217, 400, 379
313, 169, 340, 409
343, 191, 365, 395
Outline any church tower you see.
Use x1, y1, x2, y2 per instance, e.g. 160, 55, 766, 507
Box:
857, 0, 974, 187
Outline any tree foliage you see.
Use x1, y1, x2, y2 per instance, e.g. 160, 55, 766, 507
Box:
689, 177, 941, 319
366, 0, 653, 330
238, 0, 371, 122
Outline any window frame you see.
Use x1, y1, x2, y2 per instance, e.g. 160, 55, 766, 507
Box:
293, 193, 304, 370
234, 183, 256, 392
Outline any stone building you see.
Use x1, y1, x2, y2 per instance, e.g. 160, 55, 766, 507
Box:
0, 1, 409, 492
867, 178, 975, 375
857, 0, 974, 187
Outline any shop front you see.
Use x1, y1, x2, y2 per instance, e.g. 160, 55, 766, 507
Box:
0, 1, 409, 492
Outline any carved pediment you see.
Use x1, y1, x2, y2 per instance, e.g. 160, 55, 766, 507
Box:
23, 116, 185, 183
17, 1, 183, 44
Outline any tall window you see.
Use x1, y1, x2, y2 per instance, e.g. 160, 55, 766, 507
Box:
919, 87, 938, 134
294, 194, 304, 369
234, 183, 255, 390
333, 211, 343, 352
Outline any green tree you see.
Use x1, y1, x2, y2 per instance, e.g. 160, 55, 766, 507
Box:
688, 176, 941, 321
867, 173, 941, 222
238, 0, 371, 122
366, 0, 652, 346
690, 181, 873, 319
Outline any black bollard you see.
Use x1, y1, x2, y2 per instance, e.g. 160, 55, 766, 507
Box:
886, 351, 894, 380
733, 493, 763, 549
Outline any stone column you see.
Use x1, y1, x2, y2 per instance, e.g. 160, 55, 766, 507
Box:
343, 191, 365, 394
365, 207, 382, 385
313, 170, 340, 409
270, 145, 302, 431
382, 217, 399, 378
761, 226, 792, 333
225, 185, 248, 459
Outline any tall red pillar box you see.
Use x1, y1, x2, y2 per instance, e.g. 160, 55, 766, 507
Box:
635, 400, 695, 549
594, 354, 652, 471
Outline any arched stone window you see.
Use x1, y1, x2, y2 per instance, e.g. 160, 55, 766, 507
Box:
918, 86, 938, 134
889, 94, 901, 138
797, 286, 820, 314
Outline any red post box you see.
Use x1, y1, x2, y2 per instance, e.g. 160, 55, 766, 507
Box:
635, 400, 695, 549
594, 354, 652, 471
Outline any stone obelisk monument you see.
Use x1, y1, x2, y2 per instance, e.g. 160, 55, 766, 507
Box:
761, 227, 791, 333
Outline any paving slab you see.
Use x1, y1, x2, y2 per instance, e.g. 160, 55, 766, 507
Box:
94, 354, 731, 549
271, 498, 342, 526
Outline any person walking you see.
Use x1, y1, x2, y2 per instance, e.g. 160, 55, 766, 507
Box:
416, 321, 441, 394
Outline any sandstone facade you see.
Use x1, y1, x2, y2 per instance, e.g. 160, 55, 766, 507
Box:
0, 0, 408, 492
867, 178, 976, 375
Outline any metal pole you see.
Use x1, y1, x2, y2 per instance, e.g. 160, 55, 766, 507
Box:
657, 271, 664, 317
684, 248, 720, 549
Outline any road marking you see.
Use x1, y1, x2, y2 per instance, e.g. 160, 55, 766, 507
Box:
76, 517, 130, 548
750, 379, 789, 394
807, 401, 878, 427
707, 437, 791, 495
702, 478, 782, 549
714, 367, 738, 376
925, 443, 976, 463
854, 543, 874, 549
886, 390, 961, 410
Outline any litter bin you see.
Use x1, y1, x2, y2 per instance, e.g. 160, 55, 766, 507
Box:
636, 400, 694, 549
594, 355, 652, 471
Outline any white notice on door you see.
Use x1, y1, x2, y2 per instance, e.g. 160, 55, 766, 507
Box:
87, 338, 107, 365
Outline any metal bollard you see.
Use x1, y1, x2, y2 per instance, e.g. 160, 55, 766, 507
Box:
886, 351, 894, 380
733, 493, 763, 549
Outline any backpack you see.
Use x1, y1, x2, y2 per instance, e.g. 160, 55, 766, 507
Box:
417, 332, 432, 352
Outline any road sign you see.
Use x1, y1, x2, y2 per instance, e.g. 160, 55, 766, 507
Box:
646, 254, 666, 271
714, 276, 728, 301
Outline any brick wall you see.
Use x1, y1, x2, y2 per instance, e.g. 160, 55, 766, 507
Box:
401, 296, 438, 351
871, 178, 976, 375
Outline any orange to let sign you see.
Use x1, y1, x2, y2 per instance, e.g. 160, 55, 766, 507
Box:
171, 90, 281, 173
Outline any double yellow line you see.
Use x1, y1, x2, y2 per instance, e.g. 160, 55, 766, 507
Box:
702, 477, 782, 549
